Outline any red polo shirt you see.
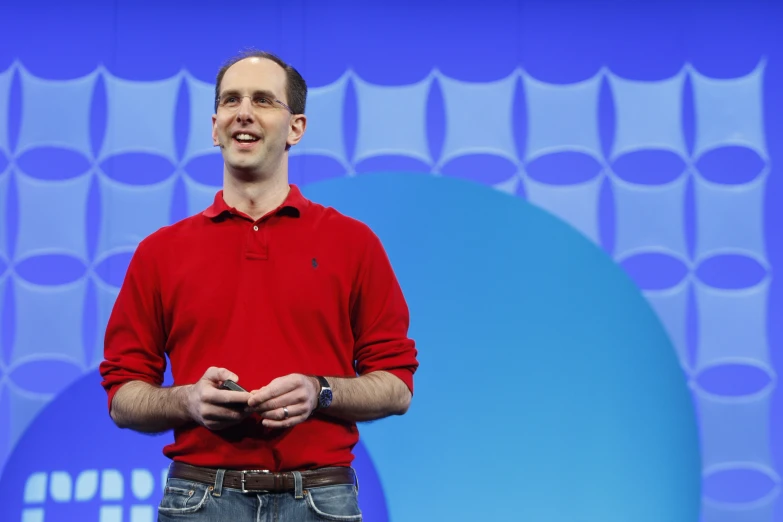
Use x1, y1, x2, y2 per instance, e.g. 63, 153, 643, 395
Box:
100, 185, 418, 471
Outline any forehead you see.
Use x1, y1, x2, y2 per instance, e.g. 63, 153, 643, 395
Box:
220, 57, 288, 99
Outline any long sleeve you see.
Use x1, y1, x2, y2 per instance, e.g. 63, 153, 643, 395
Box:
99, 239, 167, 411
350, 229, 418, 393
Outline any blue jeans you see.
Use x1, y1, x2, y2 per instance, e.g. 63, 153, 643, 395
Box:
157, 468, 362, 521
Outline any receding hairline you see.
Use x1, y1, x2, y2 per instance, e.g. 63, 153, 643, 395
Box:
216, 56, 291, 102
214, 49, 307, 114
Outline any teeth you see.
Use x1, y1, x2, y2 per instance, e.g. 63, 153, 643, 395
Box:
235, 133, 259, 142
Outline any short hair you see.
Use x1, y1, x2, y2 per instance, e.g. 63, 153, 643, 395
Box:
214, 49, 307, 114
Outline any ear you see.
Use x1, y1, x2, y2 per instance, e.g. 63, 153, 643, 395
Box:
211, 114, 220, 147
286, 114, 307, 147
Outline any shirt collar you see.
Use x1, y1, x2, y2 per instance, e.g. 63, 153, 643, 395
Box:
202, 184, 309, 220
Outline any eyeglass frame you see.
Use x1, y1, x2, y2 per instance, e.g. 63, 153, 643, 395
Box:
214, 92, 294, 114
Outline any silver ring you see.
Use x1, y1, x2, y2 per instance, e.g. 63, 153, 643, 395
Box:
283, 407, 289, 419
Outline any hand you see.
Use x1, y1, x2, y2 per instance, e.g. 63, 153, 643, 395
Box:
184, 367, 252, 430
247, 374, 319, 429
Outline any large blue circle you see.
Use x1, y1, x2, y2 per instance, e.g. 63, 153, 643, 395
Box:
0, 172, 700, 522
302, 173, 701, 521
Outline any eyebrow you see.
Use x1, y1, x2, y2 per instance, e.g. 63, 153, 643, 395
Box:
219, 89, 279, 99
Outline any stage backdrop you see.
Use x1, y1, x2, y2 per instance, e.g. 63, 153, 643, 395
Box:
0, 1, 781, 521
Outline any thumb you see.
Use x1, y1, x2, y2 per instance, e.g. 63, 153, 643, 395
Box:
203, 366, 239, 384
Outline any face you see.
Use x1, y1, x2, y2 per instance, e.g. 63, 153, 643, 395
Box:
212, 57, 306, 180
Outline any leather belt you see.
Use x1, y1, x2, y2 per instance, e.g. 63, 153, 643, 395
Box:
169, 462, 356, 493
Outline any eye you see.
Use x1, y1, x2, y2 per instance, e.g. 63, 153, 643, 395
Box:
254, 96, 273, 106
222, 95, 239, 106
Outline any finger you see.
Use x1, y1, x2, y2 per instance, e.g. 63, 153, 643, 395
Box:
206, 421, 240, 431
202, 366, 239, 384
199, 382, 251, 405
261, 412, 309, 430
199, 404, 250, 429
248, 375, 303, 407
203, 405, 247, 421
248, 389, 306, 412
258, 402, 309, 421
256, 375, 301, 402
211, 389, 252, 406
204, 414, 247, 430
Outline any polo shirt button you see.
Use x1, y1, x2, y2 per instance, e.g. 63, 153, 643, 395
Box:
253, 226, 259, 231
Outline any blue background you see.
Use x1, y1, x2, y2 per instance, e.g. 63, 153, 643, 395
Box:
0, 1, 780, 520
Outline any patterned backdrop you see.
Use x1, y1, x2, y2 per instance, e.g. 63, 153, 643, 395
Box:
0, 1, 781, 521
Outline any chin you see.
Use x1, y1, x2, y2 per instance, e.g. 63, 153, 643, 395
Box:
226, 163, 272, 181
226, 155, 261, 170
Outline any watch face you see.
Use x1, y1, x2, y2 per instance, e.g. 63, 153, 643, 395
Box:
319, 388, 333, 408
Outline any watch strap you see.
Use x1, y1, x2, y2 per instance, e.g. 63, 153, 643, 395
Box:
316, 375, 331, 391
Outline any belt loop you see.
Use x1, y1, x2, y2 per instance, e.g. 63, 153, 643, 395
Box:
292, 471, 304, 499
352, 467, 359, 494
213, 469, 226, 497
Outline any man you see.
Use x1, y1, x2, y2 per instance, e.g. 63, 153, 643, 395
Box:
100, 50, 418, 521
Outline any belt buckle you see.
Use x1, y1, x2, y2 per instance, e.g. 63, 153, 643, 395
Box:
240, 469, 271, 493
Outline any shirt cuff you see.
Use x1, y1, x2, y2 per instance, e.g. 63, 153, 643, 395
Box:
380, 368, 414, 395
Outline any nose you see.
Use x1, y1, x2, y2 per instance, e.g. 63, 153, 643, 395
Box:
235, 96, 254, 122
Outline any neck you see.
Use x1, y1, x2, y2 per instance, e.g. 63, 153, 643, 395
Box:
222, 171, 290, 221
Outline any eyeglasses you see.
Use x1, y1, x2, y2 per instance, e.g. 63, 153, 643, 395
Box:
215, 94, 294, 114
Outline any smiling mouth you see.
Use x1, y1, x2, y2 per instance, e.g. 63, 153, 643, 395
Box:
233, 132, 261, 144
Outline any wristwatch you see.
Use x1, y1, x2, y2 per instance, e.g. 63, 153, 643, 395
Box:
315, 376, 333, 409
